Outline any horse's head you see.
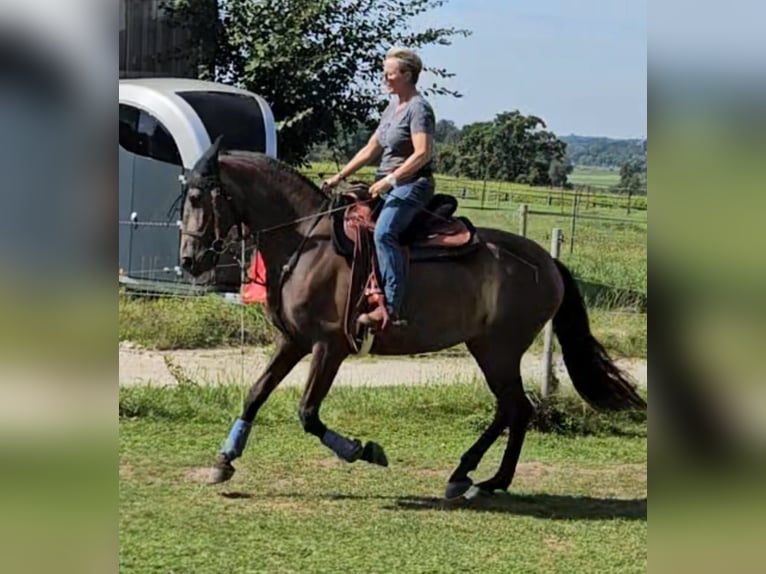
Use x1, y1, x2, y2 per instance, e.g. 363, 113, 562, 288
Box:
179, 136, 239, 277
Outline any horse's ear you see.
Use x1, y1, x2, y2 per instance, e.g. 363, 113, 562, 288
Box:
210, 135, 224, 155
192, 136, 224, 177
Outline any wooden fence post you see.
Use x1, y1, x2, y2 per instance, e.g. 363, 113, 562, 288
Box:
542, 228, 563, 398
519, 204, 528, 237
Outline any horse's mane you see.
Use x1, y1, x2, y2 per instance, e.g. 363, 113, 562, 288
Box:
221, 150, 330, 200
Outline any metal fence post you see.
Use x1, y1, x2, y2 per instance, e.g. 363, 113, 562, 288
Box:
542, 228, 563, 398
519, 204, 528, 237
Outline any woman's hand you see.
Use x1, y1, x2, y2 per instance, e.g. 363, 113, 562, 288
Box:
368, 178, 393, 198
323, 173, 345, 189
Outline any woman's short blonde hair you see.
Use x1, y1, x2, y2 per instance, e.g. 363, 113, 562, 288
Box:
385, 47, 423, 85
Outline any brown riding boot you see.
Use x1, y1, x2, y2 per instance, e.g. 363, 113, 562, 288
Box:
357, 305, 389, 332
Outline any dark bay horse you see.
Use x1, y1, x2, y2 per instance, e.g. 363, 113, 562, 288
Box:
179, 138, 645, 499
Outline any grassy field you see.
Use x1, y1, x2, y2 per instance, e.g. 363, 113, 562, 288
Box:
119, 292, 277, 349
120, 383, 647, 573
568, 166, 621, 189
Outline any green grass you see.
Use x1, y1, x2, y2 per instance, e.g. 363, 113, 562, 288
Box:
568, 166, 621, 189
119, 293, 277, 349
120, 383, 646, 573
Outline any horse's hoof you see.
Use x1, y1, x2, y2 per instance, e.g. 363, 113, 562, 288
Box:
475, 480, 509, 497
445, 478, 473, 500
208, 457, 236, 485
360, 441, 388, 467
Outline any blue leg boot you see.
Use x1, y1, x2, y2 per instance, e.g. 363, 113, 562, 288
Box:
210, 419, 251, 485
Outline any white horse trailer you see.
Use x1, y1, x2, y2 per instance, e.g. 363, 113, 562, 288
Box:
119, 78, 277, 293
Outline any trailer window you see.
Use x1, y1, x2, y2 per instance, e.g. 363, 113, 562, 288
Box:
177, 91, 267, 153
119, 104, 182, 166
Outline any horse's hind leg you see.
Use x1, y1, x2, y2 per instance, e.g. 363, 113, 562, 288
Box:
298, 341, 388, 467
474, 381, 533, 494
445, 399, 509, 499
445, 338, 519, 499
211, 337, 307, 484
446, 336, 535, 499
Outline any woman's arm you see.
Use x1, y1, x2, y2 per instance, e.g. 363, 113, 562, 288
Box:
325, 133, 383, 188
389, 131, 432, 182
369, 131, 433, 196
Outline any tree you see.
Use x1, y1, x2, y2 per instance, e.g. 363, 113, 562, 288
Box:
451, 111, 568, 185
434, 119, 461, 145
166, 0, 470, 165
332, 119, 378, 163
452, 121, 493, 179
549, 158, 573, 188
559, 135, 647, 169
616, 160, 646, 195
434, 143, 459, 175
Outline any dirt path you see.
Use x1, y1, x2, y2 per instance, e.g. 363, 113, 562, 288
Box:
119, 343, 647, 389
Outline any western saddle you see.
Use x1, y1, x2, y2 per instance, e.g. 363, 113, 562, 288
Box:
330, 182, 481, 353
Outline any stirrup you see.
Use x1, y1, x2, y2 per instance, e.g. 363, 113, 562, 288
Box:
356, 306, 389, 332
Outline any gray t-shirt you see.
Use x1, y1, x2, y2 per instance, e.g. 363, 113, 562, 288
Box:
375, 94, 435, 179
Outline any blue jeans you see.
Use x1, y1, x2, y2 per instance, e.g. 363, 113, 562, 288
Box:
374, 176, 434, 317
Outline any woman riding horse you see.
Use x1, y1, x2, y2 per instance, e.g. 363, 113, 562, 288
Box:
324, 47, 436, 331
178, 38, 646, 497
178, 133, 645, 500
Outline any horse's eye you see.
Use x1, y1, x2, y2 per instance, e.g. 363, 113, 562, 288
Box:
188, 190, 202, 207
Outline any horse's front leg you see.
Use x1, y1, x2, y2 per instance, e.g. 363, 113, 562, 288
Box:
210, 336, 307, 484
299, 341, 388, 467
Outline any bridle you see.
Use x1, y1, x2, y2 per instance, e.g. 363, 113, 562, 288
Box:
179, 175, 243, 257
176, 176, 341, 289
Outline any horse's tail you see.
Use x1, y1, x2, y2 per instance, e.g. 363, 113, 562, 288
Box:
552, 259, 646, 411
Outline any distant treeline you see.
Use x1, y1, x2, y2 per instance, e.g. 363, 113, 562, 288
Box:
559, 135, 647, 171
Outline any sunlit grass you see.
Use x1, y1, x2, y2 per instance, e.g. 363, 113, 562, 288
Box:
120, 383, 646, 573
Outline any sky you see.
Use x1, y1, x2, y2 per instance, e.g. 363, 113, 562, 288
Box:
409, 0, 646, 139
